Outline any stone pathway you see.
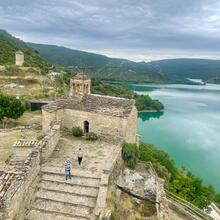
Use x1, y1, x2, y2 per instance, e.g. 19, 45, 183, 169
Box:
25, 134, 119, 220
45, 135, 118, 175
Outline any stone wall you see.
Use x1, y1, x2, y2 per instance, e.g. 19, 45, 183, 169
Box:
125, 105, 137, 144
15, 53, 24, 66
42, 107, 137, 144
42, 109, 63, 134
0, 125, 60, 220
94, 146, 122, 217
39, 124, 60, 163
63, 109, 128, 143
42, 109, 56, 134
0, 150, 40, 220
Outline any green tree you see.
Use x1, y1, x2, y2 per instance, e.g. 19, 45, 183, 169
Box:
0, 94, 25, 128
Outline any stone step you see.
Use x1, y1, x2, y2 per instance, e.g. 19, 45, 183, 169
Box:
26, 208, 89, 220
39, 180, 99, 197
41, 166, 99, 179
36, 188, 97, 208
31, 198, 92, 218
41, 173, 100, 188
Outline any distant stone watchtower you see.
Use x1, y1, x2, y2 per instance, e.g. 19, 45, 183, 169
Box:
15, 50, 24, 66
70, 73, 91, 95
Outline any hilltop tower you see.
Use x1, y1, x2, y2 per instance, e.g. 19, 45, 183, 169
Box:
70, 73, 91, 95
15, 50, 24, 66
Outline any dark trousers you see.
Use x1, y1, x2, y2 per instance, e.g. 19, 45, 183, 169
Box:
65, 169, 71, 180
78, 157, 83, 165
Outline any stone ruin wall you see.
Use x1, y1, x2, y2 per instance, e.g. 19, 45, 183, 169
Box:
94, 145, 123, 218
15, 53, 24, 66
39, 124, 60, 163
42, 110, 63, 135
125, 105, 138, 144
0, 125, 60, 220
0, 151, 41, 220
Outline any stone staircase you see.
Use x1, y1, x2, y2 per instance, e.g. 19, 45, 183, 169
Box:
25, 166, 101, 220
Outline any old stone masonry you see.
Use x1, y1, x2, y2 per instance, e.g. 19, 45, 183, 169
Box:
0, 74, 137, 220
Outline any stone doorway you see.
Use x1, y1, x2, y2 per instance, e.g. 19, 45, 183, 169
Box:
84, 121, 89, 133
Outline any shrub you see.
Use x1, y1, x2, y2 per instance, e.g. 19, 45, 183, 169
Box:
71, 126, 83, 137
0, 94, 25, 128
121, 142, 139, 168
37, 134, 45, 140
85, 132, 98, 141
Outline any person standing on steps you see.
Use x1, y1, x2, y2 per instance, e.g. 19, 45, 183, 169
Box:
64, 157, 72, 180
77, 148, 84, 165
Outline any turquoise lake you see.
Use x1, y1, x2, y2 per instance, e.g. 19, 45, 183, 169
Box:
132, 83, 220, 192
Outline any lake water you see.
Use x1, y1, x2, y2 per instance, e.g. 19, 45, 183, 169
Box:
132, 83, 220, 192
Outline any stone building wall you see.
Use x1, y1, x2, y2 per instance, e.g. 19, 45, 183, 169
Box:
42, 107, 137, 144
62, 109, 128, 143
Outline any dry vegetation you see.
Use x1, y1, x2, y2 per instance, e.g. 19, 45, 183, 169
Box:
0, 110, 42, 166
0, 66, 55, 100
106, 186, 157, 220
17, 110, 42, 127
0, 129, 41, 166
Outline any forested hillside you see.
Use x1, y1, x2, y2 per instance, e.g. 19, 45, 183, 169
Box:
150, 58, 220, 81
27, 43, 193, 84
2, 30, 219, 84
0, 30, 51, 73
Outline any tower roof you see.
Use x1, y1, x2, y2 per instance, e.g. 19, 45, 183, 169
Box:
16, 50, 24, 55
73, 73, 90, 80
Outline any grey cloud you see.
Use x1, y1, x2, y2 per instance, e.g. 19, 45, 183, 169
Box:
0, 0, 220, 60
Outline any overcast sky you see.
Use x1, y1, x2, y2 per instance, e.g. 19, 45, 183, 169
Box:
1, 0, 220, 61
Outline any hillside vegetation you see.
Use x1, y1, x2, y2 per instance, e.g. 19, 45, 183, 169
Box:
91, 79, 164, 111
122, 142, 220, 209
0, 30, 51, 74
27, 43, 194, 84
2, 30, 219, 84
150, 58, 220, 81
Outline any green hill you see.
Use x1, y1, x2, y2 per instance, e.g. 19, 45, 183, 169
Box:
0, 30, 51, 73
150, 58, 220, 81
27, 43, 192, 84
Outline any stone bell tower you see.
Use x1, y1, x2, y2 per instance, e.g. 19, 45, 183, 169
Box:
70, 73, 91, 95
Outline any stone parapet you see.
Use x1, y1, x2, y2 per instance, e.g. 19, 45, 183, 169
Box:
38, 124, 60, 163
94, 146, 122, 217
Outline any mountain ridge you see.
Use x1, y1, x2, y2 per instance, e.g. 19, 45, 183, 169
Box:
27, 42, 194, 84
1, 29, 219, 84
150, 58, 220, 81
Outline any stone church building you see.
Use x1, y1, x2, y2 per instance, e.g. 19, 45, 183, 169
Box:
42, 74, 138, 143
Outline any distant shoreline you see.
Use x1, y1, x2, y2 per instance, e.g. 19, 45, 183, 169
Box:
138, 109, 164, 113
